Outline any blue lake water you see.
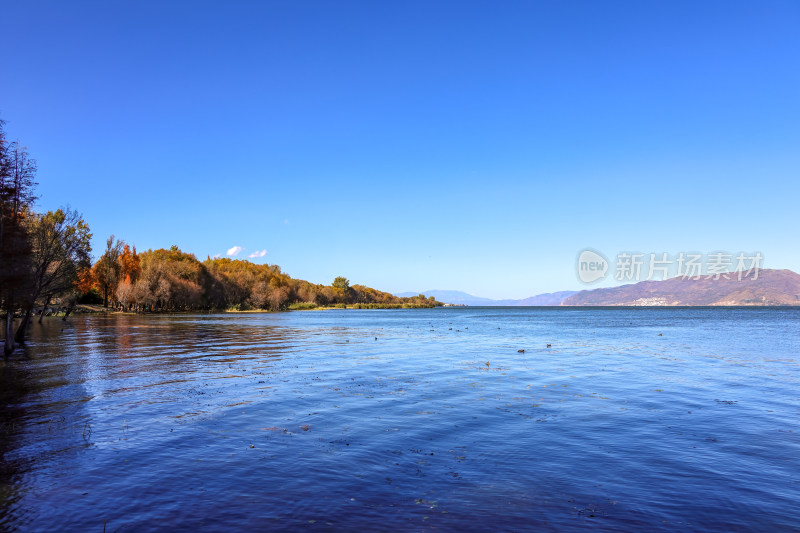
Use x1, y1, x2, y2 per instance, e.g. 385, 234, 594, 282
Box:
1, 307, 799, 531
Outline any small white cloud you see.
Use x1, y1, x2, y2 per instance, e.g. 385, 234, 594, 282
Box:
227, 246, 244, 257
212, 253, 221, 259
283, 219, 290, 225
248, 249, 268, 258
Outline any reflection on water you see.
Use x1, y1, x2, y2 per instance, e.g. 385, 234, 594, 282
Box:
1, 308, 799, 531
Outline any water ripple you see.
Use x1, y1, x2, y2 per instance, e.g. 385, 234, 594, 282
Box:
1, 308, 799, 531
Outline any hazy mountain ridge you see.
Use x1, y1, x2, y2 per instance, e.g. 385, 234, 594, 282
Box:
400, 269, 800, 307
562, 268, 800, 306
395, 290, 578, 306
516, 291, 580, 306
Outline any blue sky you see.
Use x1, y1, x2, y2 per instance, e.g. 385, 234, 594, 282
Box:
2, 1, 798, 298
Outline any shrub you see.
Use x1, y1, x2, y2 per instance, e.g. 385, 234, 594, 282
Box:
289, 302, 317, 310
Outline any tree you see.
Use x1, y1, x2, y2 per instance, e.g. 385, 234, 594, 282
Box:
93, 236, 123, 307
119, 244, 140, 284
113, 244, 140, 311
14, 208, 92, 342
331, 276, 354, 304
0, 124, 38, 355
75, 241, 443, 313
75, 266, 96, 295
129, 247, 207, 311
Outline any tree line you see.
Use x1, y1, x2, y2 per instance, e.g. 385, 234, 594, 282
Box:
78, 239, 440, 313
0, 120, 440, 355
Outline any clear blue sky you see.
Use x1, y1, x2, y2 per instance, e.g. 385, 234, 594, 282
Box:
2, 1, 798, 298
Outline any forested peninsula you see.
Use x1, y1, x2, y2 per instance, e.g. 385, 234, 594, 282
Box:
81, 242, 441, 314
0, 120, 440, 355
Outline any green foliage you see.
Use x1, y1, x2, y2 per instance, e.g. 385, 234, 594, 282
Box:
26, 208, 93, 298
94, 236, 122, 307
332, 276, 350, 291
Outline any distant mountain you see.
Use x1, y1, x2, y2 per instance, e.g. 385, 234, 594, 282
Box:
562, 268, 800, 306
394, 289, 578, 306
394, 290, 501, 306
515, 291, 579, 306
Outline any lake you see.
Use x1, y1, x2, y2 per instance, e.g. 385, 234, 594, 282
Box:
1, 308, 799, 531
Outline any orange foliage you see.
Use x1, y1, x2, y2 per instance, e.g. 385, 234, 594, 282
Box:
75, 267, 96, 294
119, 244, 140, 283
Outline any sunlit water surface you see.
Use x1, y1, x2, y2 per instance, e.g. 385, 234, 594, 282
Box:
1, 308, 799, 531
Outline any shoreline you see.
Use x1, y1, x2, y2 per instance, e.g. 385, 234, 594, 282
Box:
27, 303, 798, 319
60, 304, 442, 316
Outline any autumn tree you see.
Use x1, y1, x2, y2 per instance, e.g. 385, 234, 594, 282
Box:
71, 266, 97, 314
331, 276, 354, 304
114, 244, 140, 311
76, 240, 442, 313
14, 208, 92, 341
93, 236, 123, 307
119, 244, 140, 283
75, 267, 95, 294
132, 247, 206, 311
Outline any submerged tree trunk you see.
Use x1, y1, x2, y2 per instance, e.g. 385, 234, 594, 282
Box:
4, 307, 14, 356
62, 304, 74, 321
38, 294, 51, 324
14, 307, 33, 344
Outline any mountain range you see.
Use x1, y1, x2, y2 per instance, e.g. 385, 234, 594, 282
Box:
399, 268, 800, 307
394, 289, 578, 306
562, 268, 800, 306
